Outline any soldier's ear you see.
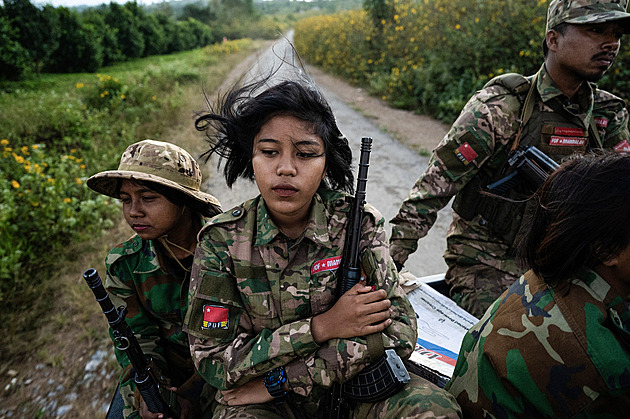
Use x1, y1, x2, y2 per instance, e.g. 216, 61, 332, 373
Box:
546, 30, 560, 53
601, 255, 619, 268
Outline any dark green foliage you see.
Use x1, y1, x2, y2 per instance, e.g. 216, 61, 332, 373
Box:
3, 0, 60, 74
140, 13, 168, 56
46, 7, 104, 73
105, 2, 145, 59
0, 0, 227, 80
0, 15, 29, 80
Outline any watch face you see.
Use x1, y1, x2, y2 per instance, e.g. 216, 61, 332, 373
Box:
264, 368, 287, 398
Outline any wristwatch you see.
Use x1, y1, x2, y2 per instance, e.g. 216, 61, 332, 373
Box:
263, 367, 288, 399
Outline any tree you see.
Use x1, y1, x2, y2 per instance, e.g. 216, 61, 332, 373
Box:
47, 7, 103, 73
0, 14, 29, 80
140, 13, 167, 56
3, 0, 60, 74
105, 2, 144, 59
81, 7, 124, 66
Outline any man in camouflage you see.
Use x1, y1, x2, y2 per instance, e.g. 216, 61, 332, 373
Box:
87, 140, 221, 418
446, 152, 630, 417
184, 188, 461, 418
389, 0, 630, 317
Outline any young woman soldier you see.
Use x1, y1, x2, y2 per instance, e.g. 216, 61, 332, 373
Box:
87, 139, 221, 419
184, 78, 461, 418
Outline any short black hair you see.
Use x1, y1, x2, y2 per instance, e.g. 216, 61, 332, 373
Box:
521, 151, 630, 285
195, 78, 354, 193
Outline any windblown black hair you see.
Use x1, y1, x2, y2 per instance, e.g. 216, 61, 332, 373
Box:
520, 151, 630, 285
195, 75, 354, 193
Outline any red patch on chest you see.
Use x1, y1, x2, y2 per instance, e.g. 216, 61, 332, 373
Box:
311, 256, 342, 275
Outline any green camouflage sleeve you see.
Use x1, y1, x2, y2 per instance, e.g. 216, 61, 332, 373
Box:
185, 230, 320, 392
283, 208, 418, 397
595, 89, 630, 148
446, 269, 630, 417
389, 86, 519, 266
186, 206, 417, 398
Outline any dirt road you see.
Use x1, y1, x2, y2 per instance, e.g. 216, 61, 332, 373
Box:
202, 35, 452, 276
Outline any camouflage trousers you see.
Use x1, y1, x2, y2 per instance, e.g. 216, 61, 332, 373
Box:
445, 263, 519, 318
211, 374, 461, 418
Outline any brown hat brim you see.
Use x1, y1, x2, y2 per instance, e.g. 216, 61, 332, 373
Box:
87, 170, 221, 208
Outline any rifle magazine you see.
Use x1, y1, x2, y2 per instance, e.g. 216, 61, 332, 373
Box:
341, 349, 410, 403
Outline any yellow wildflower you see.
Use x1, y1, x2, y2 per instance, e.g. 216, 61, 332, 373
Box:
152, 96, 157, 101
48, 178, 55, 184
64, 198, 72, 204
21, 146, 29, 155
75, 178, 83, 185
11, 180, 20, 189
76, 82, 84, 89
13, 153, 25, 164
0, 139, 8, 146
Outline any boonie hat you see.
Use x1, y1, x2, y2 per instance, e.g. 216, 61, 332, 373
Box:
546, 0, 630, 31
87, 139, 221, 208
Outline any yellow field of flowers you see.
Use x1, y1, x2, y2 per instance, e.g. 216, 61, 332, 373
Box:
295, 0, 629, 121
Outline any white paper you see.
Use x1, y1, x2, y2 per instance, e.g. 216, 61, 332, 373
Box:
404, 273, 479, 380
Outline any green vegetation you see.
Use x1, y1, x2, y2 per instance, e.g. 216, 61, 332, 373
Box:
295, 0, 630, 123
0, 0, 284, 80
0, 39, 258, 308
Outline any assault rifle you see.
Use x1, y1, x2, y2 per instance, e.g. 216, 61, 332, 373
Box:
487, 145, 559, 194
326, 138, 410, 418
83, 268, 176, 417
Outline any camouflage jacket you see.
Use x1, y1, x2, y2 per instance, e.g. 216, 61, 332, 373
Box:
389, 64, 630, 275
446, 269, 630, 418
184, 188, 417, 404
105, 235, 209, 418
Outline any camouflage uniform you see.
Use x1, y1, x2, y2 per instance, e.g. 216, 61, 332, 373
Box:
87, 139, 222, 418
184, 188, 461, 418
446, 269, 630, 417
105, 235, 215, 418
389, 64, 630, 317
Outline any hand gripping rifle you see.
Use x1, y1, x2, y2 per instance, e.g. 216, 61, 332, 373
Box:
83, 268, 175, 417
326, 138, 410, 418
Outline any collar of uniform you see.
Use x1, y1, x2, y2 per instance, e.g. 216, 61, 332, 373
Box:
132, 237, 162, 274
254, 193, 331, 248
538, 64, 595, 115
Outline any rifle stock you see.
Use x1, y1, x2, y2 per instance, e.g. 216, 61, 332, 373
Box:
83, 268, 175, 417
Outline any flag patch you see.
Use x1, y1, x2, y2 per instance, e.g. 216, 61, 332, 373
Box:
454, 142, 478, 165
312, 256, 342, 275
202, 305, 229, 330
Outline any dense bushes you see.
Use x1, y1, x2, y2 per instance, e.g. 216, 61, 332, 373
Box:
0, 39, 253, 303
295, 0, 630, 123
0, 0, 283, 81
